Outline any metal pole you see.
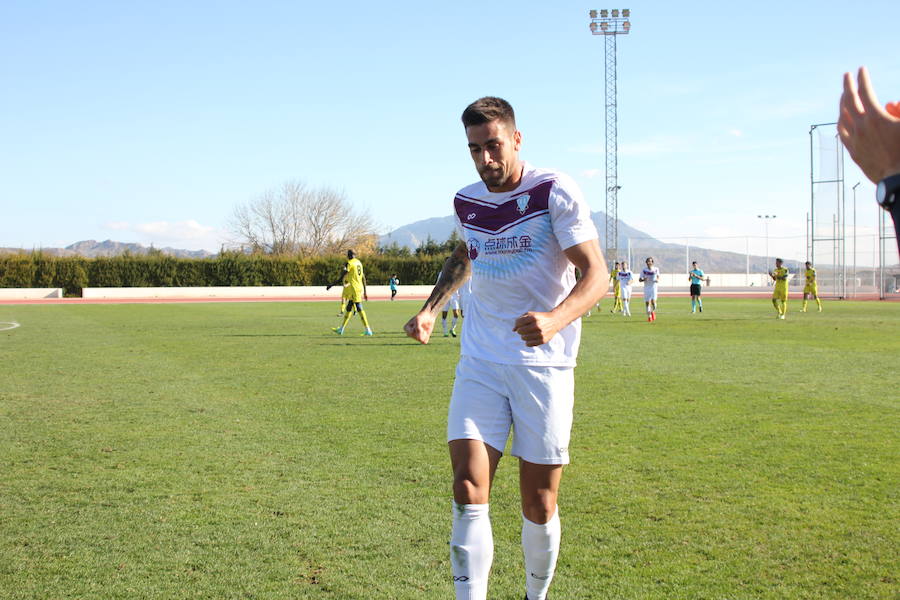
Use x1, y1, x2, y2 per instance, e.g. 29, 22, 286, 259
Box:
746, 236, 750, 285
852, 182, 859, 298
809, 126, 816, 266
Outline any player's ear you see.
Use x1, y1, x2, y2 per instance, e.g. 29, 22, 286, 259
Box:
513, 129, 522, 151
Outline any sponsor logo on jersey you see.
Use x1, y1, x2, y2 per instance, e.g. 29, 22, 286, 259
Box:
467, 238, 480, 260
480, 234, 533, 256
467, 212, 476, 220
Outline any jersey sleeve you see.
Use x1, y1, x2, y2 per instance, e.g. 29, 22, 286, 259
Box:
548, 174, 598, 251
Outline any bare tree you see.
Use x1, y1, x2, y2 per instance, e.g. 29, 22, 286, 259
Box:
228, 181, 377, 256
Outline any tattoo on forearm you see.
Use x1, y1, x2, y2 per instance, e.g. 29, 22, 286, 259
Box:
422, 246, 471, 315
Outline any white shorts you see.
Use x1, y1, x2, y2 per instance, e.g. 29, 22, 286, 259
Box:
621, 286, 632, 300
443, 294, 460, 312
643, 283, 658, 301
447, 355, 574, 465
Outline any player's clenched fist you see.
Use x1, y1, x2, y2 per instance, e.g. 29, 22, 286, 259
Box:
513, 311, 561, 347
404, 311, 436, 344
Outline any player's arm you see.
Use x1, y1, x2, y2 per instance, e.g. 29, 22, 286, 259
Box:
326, 266, 349, 290
404, 242, 471, 344
362, 272, 368, 301
513, 238, 607, 347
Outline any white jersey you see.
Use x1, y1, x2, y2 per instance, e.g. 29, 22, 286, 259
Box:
457, 275, 473, 313
617, 269, 634, 288
454, 162, 598, 367
640, 266, 660, 284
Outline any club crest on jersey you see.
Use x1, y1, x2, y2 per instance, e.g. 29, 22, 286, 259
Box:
467, 238, 480, 260
515, 193, 530, 215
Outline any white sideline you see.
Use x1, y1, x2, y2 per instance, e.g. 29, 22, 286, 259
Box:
0, 288, 63, 299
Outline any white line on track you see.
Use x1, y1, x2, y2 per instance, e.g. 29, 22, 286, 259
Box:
0, 322, 21, 331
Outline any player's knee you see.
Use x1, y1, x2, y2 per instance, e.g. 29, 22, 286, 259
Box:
521, 491, 557, 524
452, 474, 489, 504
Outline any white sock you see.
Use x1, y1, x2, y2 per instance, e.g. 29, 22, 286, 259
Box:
522, 508, 561, 600
451, 316, 458, 330
442, 318, 448, 334
451, 502, 493, 600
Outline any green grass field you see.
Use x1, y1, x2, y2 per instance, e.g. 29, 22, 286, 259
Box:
1, 298, 897, 599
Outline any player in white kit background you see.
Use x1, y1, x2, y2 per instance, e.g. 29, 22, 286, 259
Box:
639, 257, 660, 322
404, 97, 607, 600
437, 269, 462, 337
617, 261, 634, 317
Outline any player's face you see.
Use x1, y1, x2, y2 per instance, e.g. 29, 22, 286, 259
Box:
646, 258, 653, 267
775, 259, 783, 268
466, 119, 522, 192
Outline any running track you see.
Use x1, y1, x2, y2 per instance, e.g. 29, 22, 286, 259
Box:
2, 290, 895, 305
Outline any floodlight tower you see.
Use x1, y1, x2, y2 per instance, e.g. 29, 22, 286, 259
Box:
589, 8, 632, 264
758, 214, 776, 269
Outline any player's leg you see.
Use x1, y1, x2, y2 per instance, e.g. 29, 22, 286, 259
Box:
451, 308, 459, 337
507, 364, 573, 600
448, 357, 511, 600
449, 440, 501, 600
333, 300, 355, 333
815, 291, 822, 311
442, 310, 450, 336
802, 292, 809, 312
772, 297, 780, 316
355, 302, 374, 335
519, 461, 562, 600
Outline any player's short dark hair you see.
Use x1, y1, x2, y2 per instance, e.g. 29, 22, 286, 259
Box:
462, 97, 516, 129
347, 249, 355, 259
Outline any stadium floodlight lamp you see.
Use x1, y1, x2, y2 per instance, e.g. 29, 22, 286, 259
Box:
600, 22, 609, 31
623, 20, 631, 31
590, 22, 598, 32
623, 8, 630, 16
590, 9, 598, 18
600, 9, 608, 17
611, 8, 619, 17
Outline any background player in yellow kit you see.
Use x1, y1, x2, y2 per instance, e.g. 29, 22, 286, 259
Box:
609, 261, 623, 313
338, 273, 357, 317
801, 261, 823, 312
327, 249, 374, 336
769, 258, 790, 320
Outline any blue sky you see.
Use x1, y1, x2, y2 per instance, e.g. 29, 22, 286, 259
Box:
2, 0, 898, 262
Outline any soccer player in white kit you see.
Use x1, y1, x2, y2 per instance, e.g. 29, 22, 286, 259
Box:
639, 256, 660, 322
617, 261, 634, 316
404, 97, 607, 600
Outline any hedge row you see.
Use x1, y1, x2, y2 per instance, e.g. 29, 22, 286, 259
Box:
0, 252, 450, 296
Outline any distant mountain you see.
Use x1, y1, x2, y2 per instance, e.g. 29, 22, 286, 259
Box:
380, 211, 674, 251
379, 212, 799, 273
0, 240, 214, 259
